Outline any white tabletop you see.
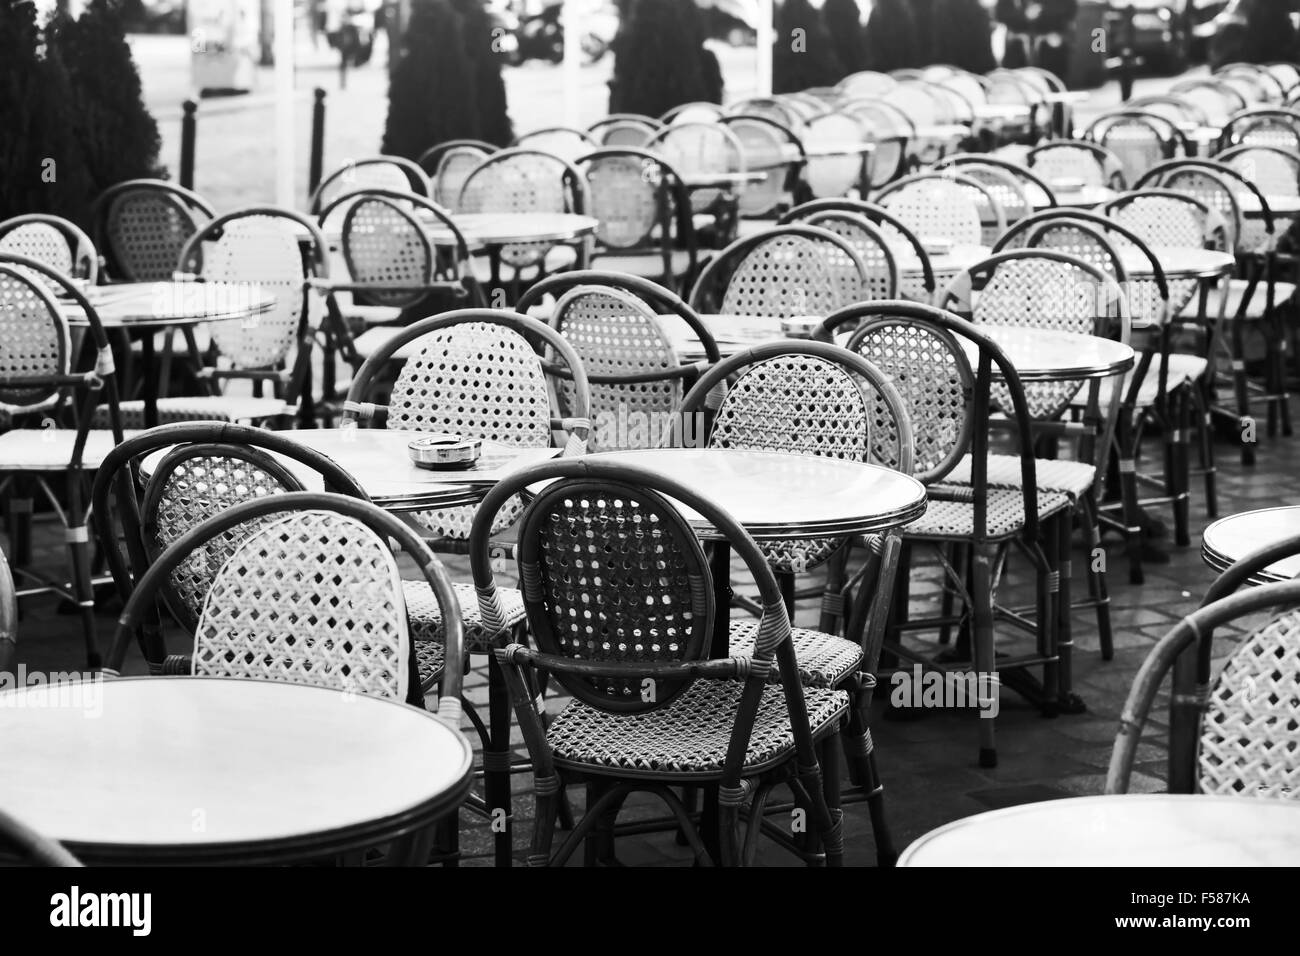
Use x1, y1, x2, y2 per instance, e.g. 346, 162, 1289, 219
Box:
966, 325, 1135, 382
1237, 193, 1300, 219
570, 448, 927, 540
424, 212, 598, 246
681, 170, 768, 188
899, 794, 1300, 866
1202, 505, 1300, 583
62, 281, 276, 329
0, 676, 473, 864
1030, 185, 1117, 210
1118, 246, 1237, 280
141, 427, 562, 512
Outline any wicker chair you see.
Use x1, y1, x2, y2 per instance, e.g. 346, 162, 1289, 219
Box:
1107, 577, 1300, 800
993, 209, 1207, 586
670, 340, 915, 863
824, 300, 1073, 767
416, 139, 497, 210
1170, 79, 1247, 126
687, 224, 870, 319
515, 271, 720, 453
93, 179, 215, 282
874, 174, 1000, 285
1217, 107, 1300, 153
573, 147, 697, 287
0, 255, 126, 667
1082, 111, 1189, 187
725, 97, 803, 131
0, 808, 81, 866
513, 126, 599, 163
87, 208, 330, 429
103, 490, 463, 710
931, 158, 1039, 245
1124, 94, 1209, 131
800, 112, 871, 200
836, 71, 898, 100
1216, 64, 1285, 104
475, 458, 849, 866
1265, 61, 1300, 97
645, 122, 747, 244
719, 114, 805, 223
1027, 139, 1126, 190
308, 155, 430, 217
0, 215, 99, 286
837, 98, 911, 188
795, 211, 899, 301
1217, 144, 1300, 199
317, 189, 482, 364
457, 147, 589, 288
587, 114, 664, 148
781, 198, 935, 302
659, 101, 726, 124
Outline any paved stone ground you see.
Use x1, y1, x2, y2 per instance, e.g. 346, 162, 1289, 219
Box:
8, 391, 1297, 866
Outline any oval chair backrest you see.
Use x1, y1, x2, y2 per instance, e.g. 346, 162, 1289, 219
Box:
1090, 114, 1180, 186
878, 176, 984, 248
803, 112, 869, 199
723, 116, 791, 217
551, 285, 682, 452
104, 185, 211, 281
0, 264, 70, 412
514, 127, 597, 163
313, 158, 427, 213
458, 149, 582, 268
1198, 606, 1300, 799
141, 443, 306, 632
578, 151, 676, 250
1028, 142, 1114, 188
718, 230, 863, 318
184, 212, 309, 370
432, 144, 491, 211
340, 194, 435, 309
1153, 167, 1243, 251
1107, 192, 1217, 251
802, 211, 898, 301
195, 510, 410, 702
0, 216, 96, 286
1218, 146, 1300, 198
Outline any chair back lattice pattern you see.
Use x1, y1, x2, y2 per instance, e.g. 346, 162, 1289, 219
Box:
551, 286, 681, 452
340, 195, 435, 309
717, 231, 860, 319
312, 158, 427, 213
0, 265, 70, 413
1225, 113, 1300, 152
878, 177, 984, 249
580, 152, 675, 250
1028, 142, 1112, 187
590, 116, 662, 148
957, 254, 1113, 420
646, 123, 745, 214
1169, 80, 1243, 128
723, 117, 791, 217
1107, 193, 1218, 314
709, 354, 874, 572
141, 444, 305, 632
185, 214, 310, 370
388, 321, 555, 538
458, 149, 581, 268
1198, 607, 1300, 800
1154, 168, 1243, 252
1219, 146, 1300, 199
432, 144, 492, 210
0, 216, 97, 286
848, 318, 973, 483
1090, 116, 1178, 187
103, 185, 211, 281
803, 113, 868, 199
195, 510, 410, 701
801, 211, 898, 301
516, 479, 714, 712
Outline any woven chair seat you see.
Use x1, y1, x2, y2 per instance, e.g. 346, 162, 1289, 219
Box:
0, 428, 143, 470
415, 639, 444, 693
590, 250, 695, 278
902, 486, 1072, 541
728, 621, 864, 687
1177, 279, 1298, 321
403, 579, 527, 653
1101, 352, 1207, 410
90, 396, 292, 429
945, 453, 1096, 498
547, 681, 849, 779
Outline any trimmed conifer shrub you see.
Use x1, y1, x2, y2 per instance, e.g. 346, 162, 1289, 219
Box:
609, 0, 720, 117
823, 0, 869, 76
450, 0, 513, 146
382, 0, 482, 160
930, 0, 997, 74
773, 0, 845, 93
862, 0, 920, 73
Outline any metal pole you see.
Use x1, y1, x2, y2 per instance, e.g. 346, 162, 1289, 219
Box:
274, 0, 296, 207
180, 99, 198, 191
1120, 5, 1136, 103
309, 87, 327, 198
756, 0, 774, 97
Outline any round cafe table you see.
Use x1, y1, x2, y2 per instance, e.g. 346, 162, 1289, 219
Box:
899, 794, 1300, 866
1116, 245, 1237, 281
141, 427, 563, 513
0, 676, 473, 865
1202, 505, 1300, 584
962, 324, 1135, 382
1028, 185, 1116, 210
63, 281, 277, 428
1237, 193, 1300, 221
680, 170, 768, 189
421, 211, 599, 248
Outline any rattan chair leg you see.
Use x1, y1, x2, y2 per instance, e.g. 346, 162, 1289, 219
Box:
972, 545, 998, 768
1172, 392, 1192, 548
1112, 413, 1145, 585
1080, 493, 1113, 661
64, 476, 100, 670
485, 653, 514, 867
1191, 381, 1218, 519
937, 543, 964, 646
1054, 511, 1074, 707
8, 484, 32, 568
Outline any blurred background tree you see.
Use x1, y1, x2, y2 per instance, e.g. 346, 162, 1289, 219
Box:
773, 0, 845, 93
450, 0, 513, 146
382, 0, 481, 159
0, 0, 93, 223
609, 0, 721, 116
930, 0, 997, 74
823, 0, 869, 76
863, 0, 921, 72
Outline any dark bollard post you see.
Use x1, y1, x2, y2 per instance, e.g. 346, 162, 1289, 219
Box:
309, 88, 327, 199
180, 99, 198, 191
1119, 4, 1136, 102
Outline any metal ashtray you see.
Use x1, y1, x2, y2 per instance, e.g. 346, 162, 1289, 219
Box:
408, 434, 482, 470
